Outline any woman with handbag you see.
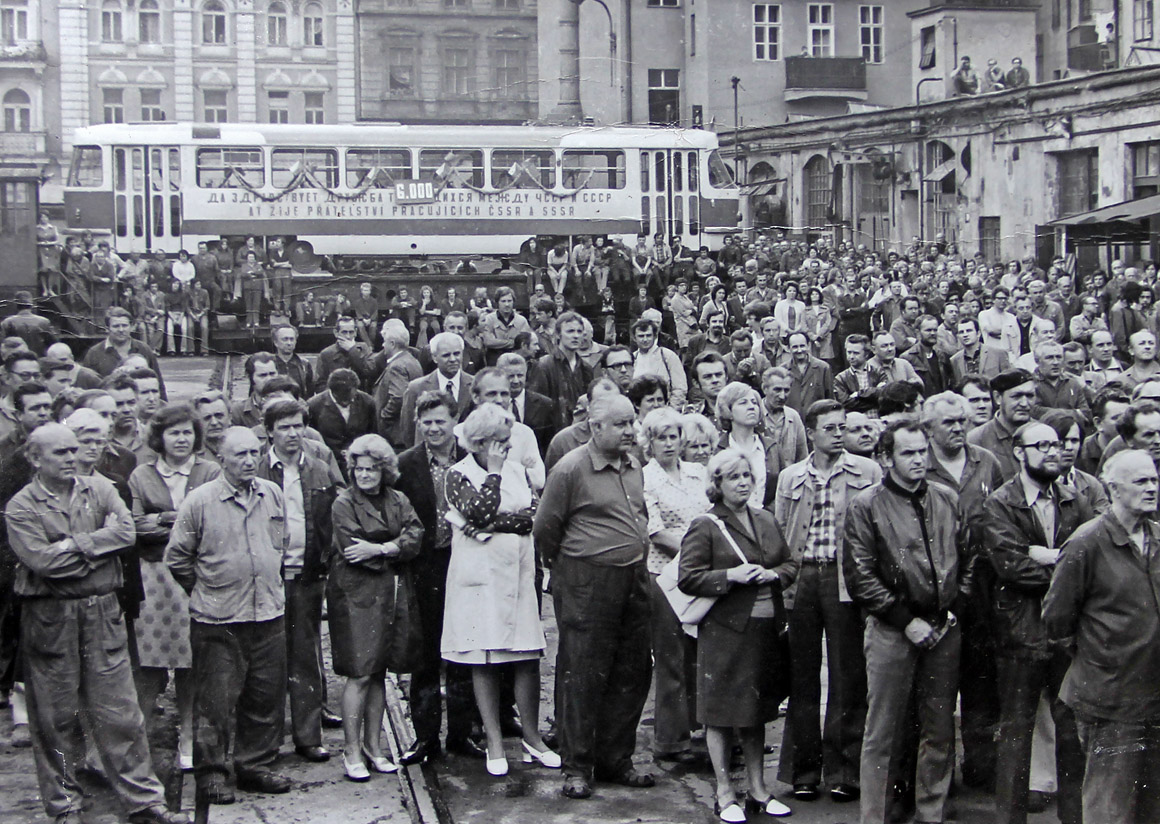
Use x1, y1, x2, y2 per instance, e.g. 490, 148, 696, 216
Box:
641, 407, 710, 764
678, 449, 797, 822
328, 434, 424, 781
441, 404, 558, 777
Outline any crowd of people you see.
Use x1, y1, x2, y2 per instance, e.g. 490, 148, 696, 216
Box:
3, 228, 1160, 824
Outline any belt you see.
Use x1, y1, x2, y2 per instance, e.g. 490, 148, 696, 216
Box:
801, 556, 837, 565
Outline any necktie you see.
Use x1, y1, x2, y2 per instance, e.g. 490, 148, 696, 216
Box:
445, 380, 454, 399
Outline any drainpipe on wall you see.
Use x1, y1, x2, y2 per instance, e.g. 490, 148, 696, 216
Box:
624, 0, 632, 123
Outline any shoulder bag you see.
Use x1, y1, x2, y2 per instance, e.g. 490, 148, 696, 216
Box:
656, 513, 750, 637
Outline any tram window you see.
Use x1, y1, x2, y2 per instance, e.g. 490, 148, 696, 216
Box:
197, 148, 265, 188
133, 194, 144, 237
346, 149, 411, 188
562, 150, 625, 189
132, 149, 144, 190
655, 195, 666, 235
170, 194, 181, 235
688, 151, 698, 191
689, 196, 700, 235
654, 153, 665, 193
272, 148, 338, 189
153, 194, 164, 237
419, 149, 484, 189
169, 149, 181, 190
641, 152, 650, 192
707, 149, 735, 189
114, 149, 126, 191
69, 146, 104, 187
674, 196, 684, 234
151, 149, 164, 191
491, 149, 555, 189
641, 197, 650, 236
673, 153, 683, 192
115, 194, 127, 236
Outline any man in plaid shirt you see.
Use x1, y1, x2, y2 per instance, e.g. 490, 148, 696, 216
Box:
773, 400, 882, 803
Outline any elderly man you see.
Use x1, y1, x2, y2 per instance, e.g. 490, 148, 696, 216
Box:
372, 318, 423, 448
469, 368, 545, 490
775, 400, 880, 803
1028, 280, 1065, 341
785, 332, 833, 417
166, 427, 292, 803
1032, 341, 1091, 421
498, 352, 554, 454
844, 420, 973, 824
1122, 329, 1160, 388
967, 370, 1036, 477
761, 367, 808, 471
192, 390, 230, 458
534, 394, 654, 799
399, 331, 475, 447
982, 421, 1093, 824
1043, 450, 1160, 824
1083, 329, 1125, 393
867, 332, 922, 390
7, 424, 186, 824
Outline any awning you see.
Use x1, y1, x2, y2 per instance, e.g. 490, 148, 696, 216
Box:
742, 180, 781, 197
923, 159, 955, 182
1049, 193, 1160, 226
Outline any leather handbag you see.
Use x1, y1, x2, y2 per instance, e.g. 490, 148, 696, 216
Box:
657, 513, 751, 636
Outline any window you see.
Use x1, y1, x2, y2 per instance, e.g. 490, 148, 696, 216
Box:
140, 88, 165, 121
807, 4, 834, 57
919, 26, 936, 69
102, 88, 124, 123
979, 216, 1001, 263
1132, 142, 1160, 198
138, 0, 161, 42
753, 4, 780, 61
493, 49, 525, 99
495, 0, 518, 7
860, 6, 884, 64
70, 146, 103, 186
202, 0, 227, 43
1135, 0, 1154, 40
304, 92, 324, 124
102, 0, 123, 42
858, 164, 888, 214
267, 1, 287, 45
445, 0, 469, 6
562, 150, 626, 189
1052, 0, 1061, 29
647, 0, 680, 6
388, 47, 415, 97
196, 147, 264, 188
647, 68, 679, 126
203, 89, 228, 122
267, 90, 289, 123
0, 181, 33, 236
491, 149, 555, 189
2, 88, 30, 131
303, 2, 323, 46
419, 149, 484, 187
707, 149, 734, 188
345, 149, 411, 188
1, 0, 28, 44
442, 47, 472, 97
804, 155, 830, 227
1057, 149, 1098, 216
272, 148, 337, 188
1078, 0, 1092, 22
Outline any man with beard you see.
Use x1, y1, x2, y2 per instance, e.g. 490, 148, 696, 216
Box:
683, 311, 730, 367
982, 422, 1093, 824
967, 370, 1036, 477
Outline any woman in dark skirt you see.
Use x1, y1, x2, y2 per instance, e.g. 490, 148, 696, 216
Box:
678, 448, 798, 822
328, 434, 423, 782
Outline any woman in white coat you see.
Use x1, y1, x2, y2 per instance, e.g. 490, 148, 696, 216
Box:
442, 404, 559, 776
772, 280, 808, 339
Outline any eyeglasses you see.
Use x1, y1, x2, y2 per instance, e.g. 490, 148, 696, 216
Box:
1020, 440, 1062, 453
606, 361, 633, 370
819, 423, 847, 435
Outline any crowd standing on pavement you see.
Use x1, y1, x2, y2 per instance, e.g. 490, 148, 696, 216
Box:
3, 228, 1160, 824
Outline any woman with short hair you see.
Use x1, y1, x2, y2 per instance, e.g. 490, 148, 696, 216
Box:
680, 413, 719, 465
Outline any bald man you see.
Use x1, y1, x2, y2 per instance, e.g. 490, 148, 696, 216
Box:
6, 424, 186, 824
534, 394, 654, 798
166, 427, 290, 804
45, 342, 102, 390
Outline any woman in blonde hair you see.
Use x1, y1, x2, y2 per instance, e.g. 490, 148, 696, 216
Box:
442, 404, 558, 776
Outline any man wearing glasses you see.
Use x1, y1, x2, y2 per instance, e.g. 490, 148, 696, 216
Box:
981, 422, 1094, 824
599, 346, 635, 393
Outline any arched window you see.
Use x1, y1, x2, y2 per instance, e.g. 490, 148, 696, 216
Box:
138, 0, 160, 43
267, 1, 286, 45
3, 88, 31, 132
804, 155, 830, 228
101, 0, 123, 42
202, 0, 227, 44
303, 2, 323, 46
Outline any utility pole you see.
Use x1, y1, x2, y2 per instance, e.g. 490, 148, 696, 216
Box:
731, 76, 741, 183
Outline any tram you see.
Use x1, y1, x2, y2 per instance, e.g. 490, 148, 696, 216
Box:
63, 122, 740, 275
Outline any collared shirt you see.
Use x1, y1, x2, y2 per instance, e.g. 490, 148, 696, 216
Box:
729, 431, 768, 506
156, 455, 195, 509
533, 441, 649, 567
802, 456, 841, 562
642, 459, 709, 574
329, 391, 351, 423
271, 449, 306, 569
440, 370, 463, 401
1022, 473, 1057, 548
166, 476, 286, 624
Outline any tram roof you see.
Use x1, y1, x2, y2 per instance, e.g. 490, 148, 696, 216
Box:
71, 123, 722, 150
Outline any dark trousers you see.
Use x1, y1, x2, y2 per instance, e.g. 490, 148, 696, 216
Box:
552, 555, 652, 781
647, 572, 697, 754
1075, 712, 1160, 824
22, 593, 164, 818
190, 618, 286, 784
995, 652, 1084, 824
284, 577, 324, 749
958, 596, 999, 787
409, 547, 475, 747
781, 562, 866, 788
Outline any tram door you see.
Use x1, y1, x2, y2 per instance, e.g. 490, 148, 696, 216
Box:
113, 146, 182, 254
639, 149, 702, 250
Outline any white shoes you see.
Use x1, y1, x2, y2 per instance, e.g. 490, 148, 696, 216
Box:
361, 746, 399, 774
521, 740, 562, 769
485, 755, 509, 777
342, 751, 370, 782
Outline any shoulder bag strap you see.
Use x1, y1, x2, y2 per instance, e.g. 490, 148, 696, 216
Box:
701, 513, 751, 566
